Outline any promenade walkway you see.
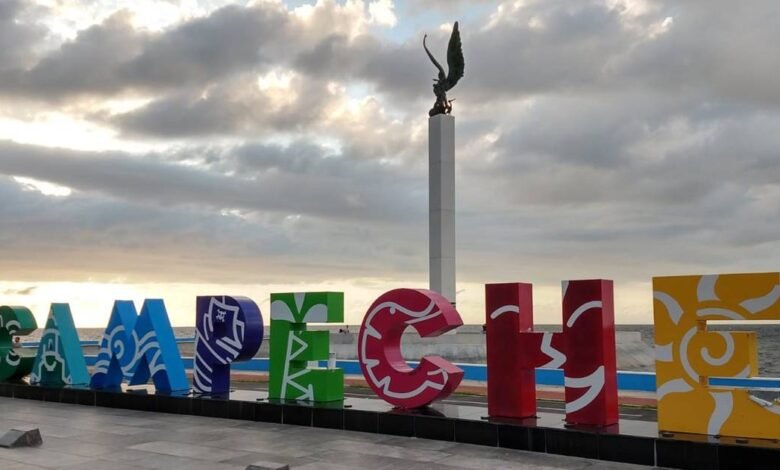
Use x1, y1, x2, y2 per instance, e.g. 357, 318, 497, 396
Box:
0, 397, 661, 470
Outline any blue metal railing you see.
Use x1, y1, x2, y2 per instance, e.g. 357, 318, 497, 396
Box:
20, 337, 196, 348
22, 338, 780, 393
78, 355, 780, 393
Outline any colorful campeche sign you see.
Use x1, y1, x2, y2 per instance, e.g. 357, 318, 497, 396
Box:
0, 272, 779, 443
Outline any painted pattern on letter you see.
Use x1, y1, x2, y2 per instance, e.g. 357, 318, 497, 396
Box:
654, 272, 780, 440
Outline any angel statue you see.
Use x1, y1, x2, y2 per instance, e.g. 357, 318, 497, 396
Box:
423, 21, 465, 117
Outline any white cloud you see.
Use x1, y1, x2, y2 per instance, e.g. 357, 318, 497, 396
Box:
368, 0, 397, 27
0, 113, 141, 152
33, 0, 239, 40
292, 0, 371, 40
13, 177, 73, 197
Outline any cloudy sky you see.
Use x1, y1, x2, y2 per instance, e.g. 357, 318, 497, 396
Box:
1, 0, 779, 328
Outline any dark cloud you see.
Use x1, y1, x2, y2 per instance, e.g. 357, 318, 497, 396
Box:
103, 0, 780, 141
0, 0, 47, 71
2, 11, 146, 99
0, 0, 398, 102
2, 286, 37, 296
0, 3, 290, 100
2, 0, 780, 111
119, 4, 290, 89
106, 71, 426, 168
0, 168, 427, 283
614, 0, 780, 107
0, 140, 422, 222
293, 33, 428, 101
110, 74, 335, 138
294, 0, 780, 110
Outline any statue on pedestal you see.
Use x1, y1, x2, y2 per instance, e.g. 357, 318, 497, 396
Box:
423, 21, 465, 117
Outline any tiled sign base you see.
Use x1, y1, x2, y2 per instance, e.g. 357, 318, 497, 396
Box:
0, 382, 777, 470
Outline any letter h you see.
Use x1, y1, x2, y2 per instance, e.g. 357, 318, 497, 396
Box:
485, 280, 618, 426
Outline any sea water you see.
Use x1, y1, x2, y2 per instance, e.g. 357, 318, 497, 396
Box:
19, 324, 780, 375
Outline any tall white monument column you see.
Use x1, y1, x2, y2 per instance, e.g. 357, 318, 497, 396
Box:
429, 114, 456, 304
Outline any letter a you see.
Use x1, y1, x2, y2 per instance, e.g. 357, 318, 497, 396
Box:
30, 304, 89, 387
90, 299, 188, 392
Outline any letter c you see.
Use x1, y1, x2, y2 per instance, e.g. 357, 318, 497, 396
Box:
0, 306, 38, 381
358, 289, 463, 408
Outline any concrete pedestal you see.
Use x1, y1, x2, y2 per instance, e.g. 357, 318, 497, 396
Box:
429, 114, 456, 303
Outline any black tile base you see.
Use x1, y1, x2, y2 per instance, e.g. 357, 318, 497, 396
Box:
378, 412, 414, 437
77, 389, 96, 406
282, 404, 312, 426
656, 438, 720, 470
313, 408, 344, 430
60, 388, 81, 405
415, 415, 455, 441
195, 397, 229, 418
719, 443, 780, 470
599, 433, 655, 466
455, 419, 498, 446
254, 402, 282, 423
40, 387, 61, 402
228, 400, 249, 420
157, 394, 191, 414
498, 424, 546, 452
545, 428, 599, 459
344, 409, 378, 433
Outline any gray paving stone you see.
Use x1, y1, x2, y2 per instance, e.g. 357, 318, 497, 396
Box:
0, 461, 47, 470
71, 430, 154, 447
313, 449, 430, 470
0, 397, 656, 470
0, 447, 94, 468
130, 440, 252, 461
295, 464, 363, 470
56, 458, 141, 470
202, 434, 316, 458
402, 463, 470, 470
219, 451, 311, 468
169, 463, 246, 470
381, 436, 459, 451
110, 448, 230, 469
244, 460, 289, 470
435, 452, 621, 470
321, 439, 451, 462
46, 441, 118, 458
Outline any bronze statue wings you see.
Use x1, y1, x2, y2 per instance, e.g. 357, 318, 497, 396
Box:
423, 21, 465, 92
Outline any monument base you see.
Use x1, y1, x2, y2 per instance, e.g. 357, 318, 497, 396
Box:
1, 381, 778, 469
429, 114, 456, 302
